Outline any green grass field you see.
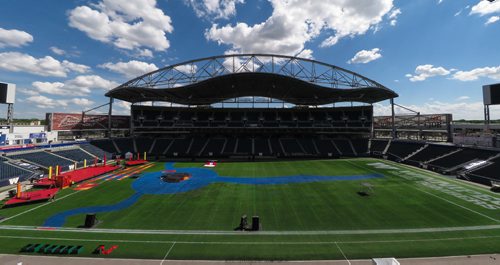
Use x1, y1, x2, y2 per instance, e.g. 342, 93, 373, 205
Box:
0, 158, 499, 260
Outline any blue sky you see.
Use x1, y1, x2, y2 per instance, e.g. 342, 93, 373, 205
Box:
0, 0, 500, 119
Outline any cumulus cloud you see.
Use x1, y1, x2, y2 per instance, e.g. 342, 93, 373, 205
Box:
0, 27, 33, 48
470, 0, 500, 16
112, 100, 132, 115
388, 8, 401, 26
32, 75, 119, 96
26, 95, 95, 109
452, 66, 500, 81
485, 15, 500, 25
26, 95, 64, 109
136, 48, 153, 58
406, 64, 451, 82
174, 64, 198, 74
186, 0, 244, 20
348, 48, 382, 64
0, 52, 90, 77
50, 46, 66, 55
99, 60, 158, 78
68, 0, 173, 52
206, 0, 394, 56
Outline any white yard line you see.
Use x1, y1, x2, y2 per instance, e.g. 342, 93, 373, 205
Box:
1, 224, 500, 235
1, 234, 500, 245
414, 186, 500, 223
334, 242, 350, 265
0, 189, 84, 223
348, 159, 500, 223
160, 242, 176, 265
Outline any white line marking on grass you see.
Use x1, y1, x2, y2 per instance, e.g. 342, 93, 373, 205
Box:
0, 189, 84, 223
2, 224, 500, 235
347, 159, 500, 223
1, 234, 500, 245
334, 242, 350, 265
414, 187, 500, 223
160, 242, 176, 265
379, 160, 500, 223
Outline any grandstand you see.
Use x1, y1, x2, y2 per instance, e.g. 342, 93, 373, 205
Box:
96, 55, 396, 160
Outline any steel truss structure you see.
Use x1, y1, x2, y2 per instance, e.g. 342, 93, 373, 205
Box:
106, 54, 397, 105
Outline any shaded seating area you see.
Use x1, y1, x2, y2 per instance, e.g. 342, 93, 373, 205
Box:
370, 140, 389, 154
53, 148, 95, 163
114, 138, 135, 154
79, 144, 112, 159
9, 151, 74, 169
0, 162, 32, 181
333, 139, 355, 157
89, 139, 118, 154
429, 148, 499, 170
385, 141, 426, 160
405, 144, 458, 163
135, 137, 154, 153
467, 156, 500, 184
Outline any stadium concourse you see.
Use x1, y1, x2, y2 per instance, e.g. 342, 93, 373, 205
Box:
0, 54, 499, 262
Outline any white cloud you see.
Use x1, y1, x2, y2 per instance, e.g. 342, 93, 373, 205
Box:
68, 0, 173, 52
136, 48, 153, 58
206, 0, 394, 56
32, 75, 119, 96
113, 100, 132, 115
407, 64, 451, 82
348, 48, 382, 64
186, 0, 245, 19
485, 15, 500, 25
71, 98, 95, 107
0, 52, 90, 77
99, 60, 158, 78
438, 0, 444, 4
174, 64, 198, 74
456, 96, 470, 101
388, 8, 401, 26
470, 0, 500, 16
26, 95, 66, 109
50, 46, 66, 55
17, 88, 39, 96
0, 27, 33, 48
452, 66, 500, 81
26, 95, 95, 109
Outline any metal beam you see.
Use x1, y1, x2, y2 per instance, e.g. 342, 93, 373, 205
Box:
107, 97, 114, 138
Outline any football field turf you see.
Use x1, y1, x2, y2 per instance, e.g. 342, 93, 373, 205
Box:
0, 158, 499, 260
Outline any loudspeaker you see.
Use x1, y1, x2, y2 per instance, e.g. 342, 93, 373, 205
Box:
84, 213, 97, 228
252, 216, 260, 231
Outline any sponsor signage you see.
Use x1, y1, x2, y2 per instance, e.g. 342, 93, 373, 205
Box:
29, 133, 46, 139
47, 113, 130, 131
8, 177, 19, 185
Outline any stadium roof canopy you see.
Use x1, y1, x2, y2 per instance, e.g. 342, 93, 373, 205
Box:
105, 54, 398, 105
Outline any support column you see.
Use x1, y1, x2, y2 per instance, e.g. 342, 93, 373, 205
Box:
107, 97, 114, 138
7, 103, 13, 133
130, 103, 134, 136
417, 112, 422, 140
484, 104, 490, 133
390, 99, 396, 139
370, 104, 375, 139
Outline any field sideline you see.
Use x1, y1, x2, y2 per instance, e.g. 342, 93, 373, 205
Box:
0, 158, 499, 260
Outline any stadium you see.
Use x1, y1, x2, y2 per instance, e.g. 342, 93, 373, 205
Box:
0, 52, 499, 265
